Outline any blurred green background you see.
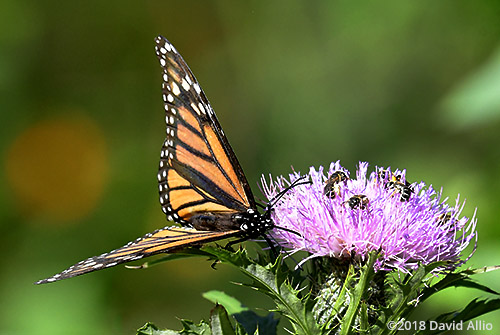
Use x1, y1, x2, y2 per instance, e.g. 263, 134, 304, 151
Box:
2, 1, 500, 334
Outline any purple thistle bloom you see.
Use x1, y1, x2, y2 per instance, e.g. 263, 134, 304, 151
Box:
262, 161, 477, 271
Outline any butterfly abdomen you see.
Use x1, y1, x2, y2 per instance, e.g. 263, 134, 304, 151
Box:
189, 212, 241, 231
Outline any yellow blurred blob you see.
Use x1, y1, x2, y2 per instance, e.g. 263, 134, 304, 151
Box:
5, 114, 109, 223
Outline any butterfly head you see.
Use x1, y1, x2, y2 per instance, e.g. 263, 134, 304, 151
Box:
232, 208, 274, 238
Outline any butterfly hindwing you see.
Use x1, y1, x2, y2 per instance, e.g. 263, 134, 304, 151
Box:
155, 36, 256, 224
35, 227, 241, 284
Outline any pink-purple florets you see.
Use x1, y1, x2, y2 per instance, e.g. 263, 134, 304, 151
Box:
262, 161, 477, 271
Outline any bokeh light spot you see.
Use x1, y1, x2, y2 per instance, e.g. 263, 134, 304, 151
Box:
5, 114, 109, 224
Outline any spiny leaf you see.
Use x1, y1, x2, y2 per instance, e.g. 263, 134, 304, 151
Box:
233, 311, 278, 335
194, 247, 319, 335
137, 323, 179, 335
179, 319, 212, 334
381, 262, 448, 335
339, 252, 378, 335
203, 290, 278, 335
465, 265, 500, 275
433, 298, 500, 324
210, 304, 236, 335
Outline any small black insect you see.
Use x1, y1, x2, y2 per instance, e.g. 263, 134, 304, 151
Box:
346, 194, 369, 210
324, 171, 349, 198
436, 212, 452, 226
378, 169, 413, 202
386, 181, 413, 202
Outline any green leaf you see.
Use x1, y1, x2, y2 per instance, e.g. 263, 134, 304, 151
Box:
203, 290, 249, 314
415, 299, 500, 335
210, 304, 236, 335
466, 265, 500, 275
136, 322, 179, 335
233, 311, 278, 335
381, 262, 446, 335
340, 252, 378, 335
185, 247, 319, 335
420, 268, 500, 303
203, 290, 277, 335
179, 319, 212, 334
434, 298, 500, 324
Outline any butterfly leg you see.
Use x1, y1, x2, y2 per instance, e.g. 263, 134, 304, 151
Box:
262, 234, 280, 262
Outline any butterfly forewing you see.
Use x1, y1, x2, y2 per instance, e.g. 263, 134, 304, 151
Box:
35, 227, 240, 284
155, 36, 255, 224
35, 36, 266, 285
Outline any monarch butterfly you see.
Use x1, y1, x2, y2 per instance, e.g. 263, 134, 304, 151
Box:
35, 36, 302, 285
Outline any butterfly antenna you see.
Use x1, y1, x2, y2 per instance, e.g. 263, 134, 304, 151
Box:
255, 202, 266, 210
274, 225, 301, 236
268, 175, 310, 208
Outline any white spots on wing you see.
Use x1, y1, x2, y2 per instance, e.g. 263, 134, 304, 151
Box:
163, 73, 168, 82
191, 103, 201, 115
193, 83, 201, 94
166, 127, 176, 137
160, 47, 167, 55
162, 170, 167, 178
169, 116, 174, 124
171, 108, 176, 115
167, 94, 174, 102
160, 58, 166, 67
159, 161, 164, 168
163, 38, 172, 53
172, 82, 181, 96
198, 103, 206, 114
181, 78, 190, 91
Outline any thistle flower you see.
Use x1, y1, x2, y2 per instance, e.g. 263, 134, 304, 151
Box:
262, 161, 477, 271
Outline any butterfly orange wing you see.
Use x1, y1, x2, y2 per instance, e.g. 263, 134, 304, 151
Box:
35, 227, 240, 284
35, 36, 257, 285
155, 36, 256, 225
